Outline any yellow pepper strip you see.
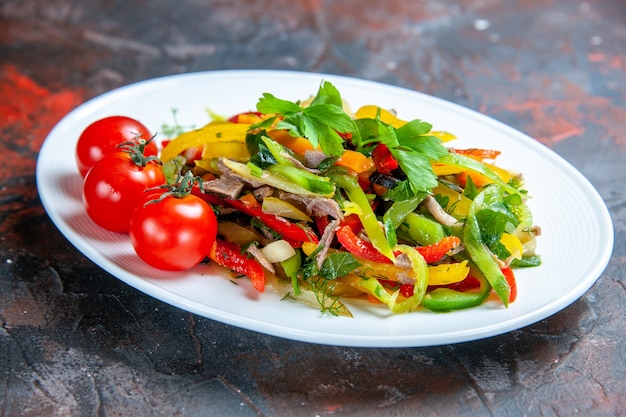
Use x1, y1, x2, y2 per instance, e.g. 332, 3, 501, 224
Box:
429, 131, 457, 143
267, 129, 315, 155
500, 233, 524, 261
431, 184, 471, 219
160, 121, 250, 163
455, 162, 514, 187
334, 150, 375, 174
431, 162, 465, 176
200, 141, 250, 162
427, 260, 470, 286
355, 105, 407, 128
301, 241, 318, 256
354, 106, 455, 142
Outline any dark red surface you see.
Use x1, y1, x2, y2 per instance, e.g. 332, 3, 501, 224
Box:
1, 1, 624, 416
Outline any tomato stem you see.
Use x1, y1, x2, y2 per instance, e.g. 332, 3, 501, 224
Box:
118, 134, 161, 167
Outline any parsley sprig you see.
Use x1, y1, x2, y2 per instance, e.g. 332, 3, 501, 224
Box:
354, 114, 449, 197
255, 81, 355, 157
254, 80, 449, 199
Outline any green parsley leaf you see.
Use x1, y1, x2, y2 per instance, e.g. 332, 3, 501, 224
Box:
390, 148, 440, 193
246, 131, 277, 169
320, 252, 362, 280
463, 175, 478, 200
382, 179, 415, 201
310, 81, 343, 107
257, 93, 303, 114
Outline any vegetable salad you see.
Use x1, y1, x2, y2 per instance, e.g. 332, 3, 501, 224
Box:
80, 81, 541, 317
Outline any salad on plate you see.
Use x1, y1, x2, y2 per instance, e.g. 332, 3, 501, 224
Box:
77, 80, 541, 318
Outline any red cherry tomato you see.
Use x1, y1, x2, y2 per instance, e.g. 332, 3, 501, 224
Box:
82, 152, 165, 233
76, 116, 157, 177
129, 193, 217, 271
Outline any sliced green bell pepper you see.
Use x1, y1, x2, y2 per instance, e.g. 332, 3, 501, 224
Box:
463, 185, 511, 306
331, 169, 395, 261
422, 263, 492, 312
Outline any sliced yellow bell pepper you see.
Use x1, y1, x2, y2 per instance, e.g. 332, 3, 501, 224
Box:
500, 233, 524, 261
431, 184, 471, 219
354, 105, 455, 142
430, 131, 457, 143
201, 141, 250, 162
427, 260, 470, 286
160, 121, 250, 163
355, 105, 407, 128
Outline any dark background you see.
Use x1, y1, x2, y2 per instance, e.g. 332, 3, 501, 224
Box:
1, 1, 624, 416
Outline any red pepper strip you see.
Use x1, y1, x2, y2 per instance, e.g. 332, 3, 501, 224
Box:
371, 143, 399, 174
337, 131, 353, 141
201, 194, 319, 244
416, 236, 461, 264
379, 279, 414, 298
314, 215, 332, 236
336, 225, 461, 265
209, 239, 265, 292
336, 225, 390, 263
501, 267, 517, 303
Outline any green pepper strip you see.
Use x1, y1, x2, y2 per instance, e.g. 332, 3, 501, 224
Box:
259, 136, 336, 196
382, 194, 424, 248
389, 245, 428, 313
331, 170, 395, 261
463, 185, 511, 306
422, 263, 492, 312
221, 158, 335, 198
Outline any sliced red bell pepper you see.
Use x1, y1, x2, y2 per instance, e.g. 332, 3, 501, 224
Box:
371, 143, 398, 174
379, 279, 414, 298
336, 224, 461, 265
501, 267, 517, 303
335, 224, 390, 263
209, 239, 265, 292
201, 193, 319, 245
416, 236, 461, 264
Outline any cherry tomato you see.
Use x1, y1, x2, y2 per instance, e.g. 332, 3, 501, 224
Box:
129, 193, 217, 271
82, 152, 165, 233
76, 116, 157, 177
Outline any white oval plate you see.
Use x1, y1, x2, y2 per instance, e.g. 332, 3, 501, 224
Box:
36, 70, 614, 347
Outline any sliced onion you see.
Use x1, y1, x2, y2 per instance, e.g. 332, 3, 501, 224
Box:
261, 197, 312, 221
261, 240, 296, 264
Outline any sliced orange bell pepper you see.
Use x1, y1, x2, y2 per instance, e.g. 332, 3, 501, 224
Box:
334, 150, 375, 174
267, 129, 315, 155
